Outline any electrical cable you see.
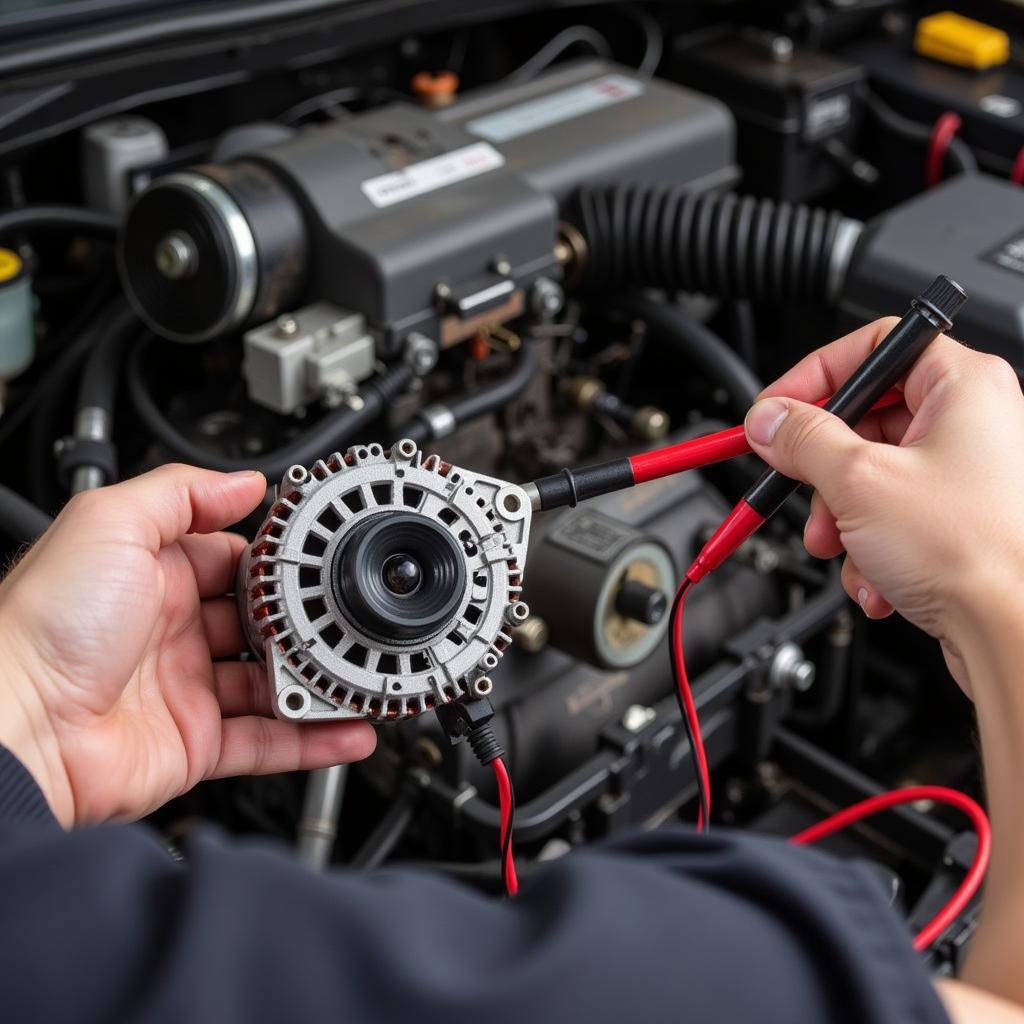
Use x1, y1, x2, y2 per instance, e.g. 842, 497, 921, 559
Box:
790, 786, 990, 951
0, 205, 119, 239
526, 389, 903, 512
668, 578, 710, 829
1011, 145, 1024, 186
398, 342, 540, 447
127, 336, 414, 480
504, 25, 614, 82
492, 756, 518, 896
864, 90, 976, 179
926, 112, 963, 188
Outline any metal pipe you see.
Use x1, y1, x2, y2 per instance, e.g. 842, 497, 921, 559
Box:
296, 764, 348, 870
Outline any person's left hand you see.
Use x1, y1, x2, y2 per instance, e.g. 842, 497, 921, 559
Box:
0, 464, 376, 828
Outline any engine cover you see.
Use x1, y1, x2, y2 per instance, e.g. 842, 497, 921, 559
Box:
238, 440, 532, 723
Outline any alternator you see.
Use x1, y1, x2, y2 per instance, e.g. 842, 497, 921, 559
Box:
238, 439, 532, 723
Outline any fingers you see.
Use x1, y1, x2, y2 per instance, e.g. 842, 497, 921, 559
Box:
211, 717, 377, 779
201, 597, 247, 658
744, 396, 880, 510
64, 465, 266, 553
180, 532, 248, 598
804, 490, 843, 560
841, 556, 894, 619
213, 660, 271, 717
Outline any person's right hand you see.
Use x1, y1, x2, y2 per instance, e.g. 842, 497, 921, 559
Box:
743, 319, 1024, 693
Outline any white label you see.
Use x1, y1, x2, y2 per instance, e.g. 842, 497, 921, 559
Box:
466, 74, 644, 143
360, 142, 505, 208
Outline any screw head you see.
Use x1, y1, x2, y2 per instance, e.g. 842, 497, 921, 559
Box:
154, 232, 198, 280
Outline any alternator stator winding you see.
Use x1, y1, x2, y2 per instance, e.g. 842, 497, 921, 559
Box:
239, 439, 532, 723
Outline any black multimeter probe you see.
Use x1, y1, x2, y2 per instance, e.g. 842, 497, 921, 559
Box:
687, 274, 968, 583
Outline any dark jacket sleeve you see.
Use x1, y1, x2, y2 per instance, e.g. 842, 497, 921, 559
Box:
0, 747, 948, 1024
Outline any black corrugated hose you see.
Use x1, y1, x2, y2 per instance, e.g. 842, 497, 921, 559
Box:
572, 184, 854, 305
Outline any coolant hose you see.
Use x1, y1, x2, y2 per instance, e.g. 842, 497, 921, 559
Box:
571, 184, 862, 305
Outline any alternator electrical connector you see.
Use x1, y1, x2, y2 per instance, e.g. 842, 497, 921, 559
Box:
238, 439, 532, 723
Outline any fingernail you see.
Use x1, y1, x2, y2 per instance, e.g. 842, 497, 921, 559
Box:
745, 398, 789, 445
857, 587, 870, 614
229, 470, 263, 480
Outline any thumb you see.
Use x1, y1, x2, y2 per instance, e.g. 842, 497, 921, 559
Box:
745, 397, 868, 508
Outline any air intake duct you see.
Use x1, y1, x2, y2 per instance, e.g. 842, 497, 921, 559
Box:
570, 184, 862, 305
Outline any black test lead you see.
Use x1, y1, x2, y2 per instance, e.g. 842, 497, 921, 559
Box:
686, 275, 968, 585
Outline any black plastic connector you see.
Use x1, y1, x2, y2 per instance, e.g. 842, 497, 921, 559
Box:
435, 697, 505, 766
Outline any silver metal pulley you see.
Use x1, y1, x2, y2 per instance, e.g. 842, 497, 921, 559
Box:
238, 439, 532, 723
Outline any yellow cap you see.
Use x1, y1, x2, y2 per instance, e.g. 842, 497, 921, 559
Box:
915, 11, 1010, 71
0, 247, 22, 284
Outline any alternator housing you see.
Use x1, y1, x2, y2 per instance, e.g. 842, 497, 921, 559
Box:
239, 439, 532, 723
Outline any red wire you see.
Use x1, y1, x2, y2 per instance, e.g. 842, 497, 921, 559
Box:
672, 576, 988, 945
492, 757, 519, 896
670, 579, 711, 830
629, 390, 904, 486
1011, 145, 1024, 186
790, 785, 990, 951
926, 112, 962, 188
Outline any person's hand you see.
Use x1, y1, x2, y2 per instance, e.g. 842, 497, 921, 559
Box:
0, 465, 376, 828
743, 319, 1024, 693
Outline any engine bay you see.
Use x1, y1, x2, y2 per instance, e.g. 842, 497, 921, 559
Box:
4, 0, 1021, 972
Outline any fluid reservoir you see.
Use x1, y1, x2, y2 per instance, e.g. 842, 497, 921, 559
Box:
0, 248, 33, 380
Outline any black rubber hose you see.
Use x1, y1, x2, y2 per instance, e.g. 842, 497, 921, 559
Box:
78, 305, 139, 412
27, 299, 133, 507
0, 287, 122, 453
350, 793, 416, 870
617, 295, 761, 416
128, 336, 414, 481
399, 342, 540, 446
0, 482, 52, 543
0, 206, 120, 240
572, 185, 851, 304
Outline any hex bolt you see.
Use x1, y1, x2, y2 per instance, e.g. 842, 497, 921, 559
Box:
511, 616, 549, 654
404, 332, 439, 375
768, 641, 816, 693
530, 276, 564, 319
